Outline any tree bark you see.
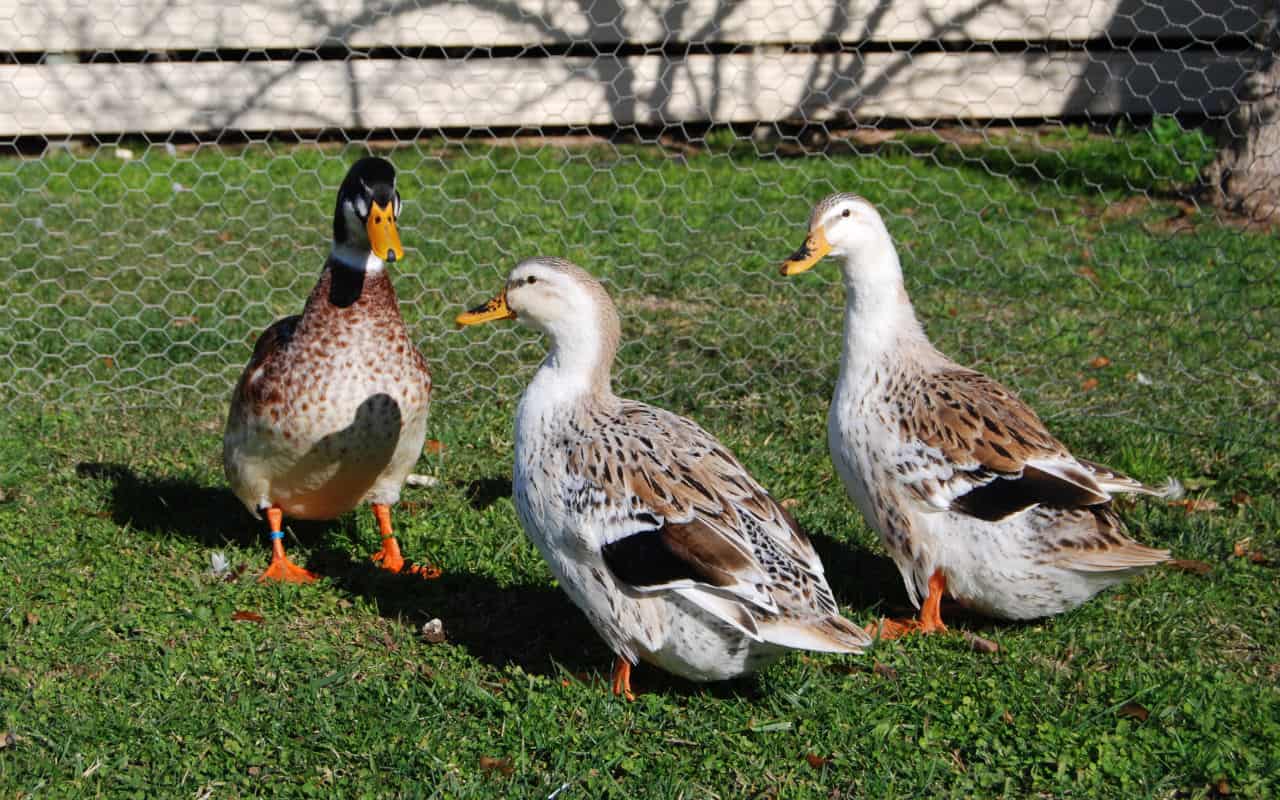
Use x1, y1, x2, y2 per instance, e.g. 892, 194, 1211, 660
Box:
1204, 6, 1280, 224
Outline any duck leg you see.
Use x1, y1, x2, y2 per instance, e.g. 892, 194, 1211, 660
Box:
369, 503, 441, 578
870, 569, 948, 640
610, 656, 636, 702
258, 506, 317, 583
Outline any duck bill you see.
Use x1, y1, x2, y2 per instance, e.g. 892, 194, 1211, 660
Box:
780, 226, 831, 276
366, 200, 404, 262
456, 291, 516, 327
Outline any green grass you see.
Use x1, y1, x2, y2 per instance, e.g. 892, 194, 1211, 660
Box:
1, 128, 1279, 797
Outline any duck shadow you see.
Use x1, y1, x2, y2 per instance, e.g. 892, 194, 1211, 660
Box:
74, 461, 346, 548
76, 461, 611, 674
805, 529, 1006, 634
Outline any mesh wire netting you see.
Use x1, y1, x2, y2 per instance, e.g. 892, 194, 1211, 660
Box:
1, 1, 1276, 451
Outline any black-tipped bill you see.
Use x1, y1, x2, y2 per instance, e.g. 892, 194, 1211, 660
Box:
456, 292, 516, 328
780, 226, 832, 276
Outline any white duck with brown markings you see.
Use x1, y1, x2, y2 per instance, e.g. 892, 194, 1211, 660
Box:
457, 257, 869, 698
781, 193, 1173, 636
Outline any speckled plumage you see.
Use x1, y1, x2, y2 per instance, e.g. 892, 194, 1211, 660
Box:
460, 258, 869, 683
224, 259, 431, 520
784, 194, 1170, 622
224, 158, 432, 577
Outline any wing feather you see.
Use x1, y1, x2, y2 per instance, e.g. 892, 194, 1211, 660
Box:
585, 401, 836, 629
901, 369, 1113, 520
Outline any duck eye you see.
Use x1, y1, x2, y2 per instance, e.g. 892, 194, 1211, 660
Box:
527, 275, 538, 285
842, 209, 851, 218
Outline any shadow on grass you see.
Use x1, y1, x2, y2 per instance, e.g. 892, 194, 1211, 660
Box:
463, 476, 512, 510
75, 461, 617, 675
76, 461, 933, 691
74, 461, 344, 550
807, 529, 1008, 637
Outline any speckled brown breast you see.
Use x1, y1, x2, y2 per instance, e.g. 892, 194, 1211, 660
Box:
226, 258, 431, 518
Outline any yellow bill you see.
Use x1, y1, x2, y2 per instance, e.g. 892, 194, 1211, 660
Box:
366, 200, 404, 262
780, 226, 831, 276
456, 291, 516, 327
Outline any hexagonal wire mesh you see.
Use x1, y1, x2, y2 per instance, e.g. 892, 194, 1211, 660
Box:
0, 1, 1276, 452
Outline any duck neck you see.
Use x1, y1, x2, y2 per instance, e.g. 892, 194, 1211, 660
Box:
523, 305, 621, 423
837, 243, 928, 379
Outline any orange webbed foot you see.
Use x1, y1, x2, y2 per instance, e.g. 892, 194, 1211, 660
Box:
868, 569, 948, 640
866, 615, 947, 640
259, 509, 315, 583
370, 546, 443, 579
610, 656, 636, 702
369, 503, 442, 579
259, 555, 317, 584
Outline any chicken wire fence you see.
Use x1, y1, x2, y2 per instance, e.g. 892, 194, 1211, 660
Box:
1, 1, 1276, 451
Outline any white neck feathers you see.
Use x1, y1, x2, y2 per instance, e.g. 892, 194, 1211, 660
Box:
330, 243, 384, 273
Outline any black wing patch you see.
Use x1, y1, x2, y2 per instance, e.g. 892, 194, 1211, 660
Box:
601, 515, 752, 590
951, 464, 1110, 522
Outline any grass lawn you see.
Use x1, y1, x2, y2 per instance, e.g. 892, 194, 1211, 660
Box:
1, 127, 1278, 797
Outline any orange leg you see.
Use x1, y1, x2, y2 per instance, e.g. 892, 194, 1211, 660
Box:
258, 506, 317, 584
610, 656, 636, 702
369, 503, 441, 579
869, 569, 948, 640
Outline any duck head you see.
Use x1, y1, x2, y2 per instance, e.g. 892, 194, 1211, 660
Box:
780, 193, 894, 278
334, 156, 404, 264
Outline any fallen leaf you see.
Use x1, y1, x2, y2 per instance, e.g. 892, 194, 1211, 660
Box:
1089, 356, 1111, 369
24, 612, 37, 626
1248, 551, 1270, 565
424, 439, 445, 454
1116, 701, 1150, 721
218, 230, 232, 242
1080, 377, 1099, 392
1166, 559, 1212, 576
1169, 497, 1219, 514
1001, 710, 1014, 725
247, 766, 260, 777
804, 753, 828, 769
780, 498, 800, 510
873, 661, 899, 681
1216, 777, 1231, 796
1077, 266, 1100, 283
102, 356, 115, 369
0, 731, 14, 749
420, 618, 446, 643
478, 756, 514, 776
1233, 538, 1251, 558
1231, 491, 1252, 506
963, 632, 999, 654
947, 307, 958, 318
231, 610, 265, 624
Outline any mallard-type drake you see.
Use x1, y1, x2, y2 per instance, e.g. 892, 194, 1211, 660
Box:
223, 156, 439, 583
456, 257, 869, 699
780, 193, 1171, 636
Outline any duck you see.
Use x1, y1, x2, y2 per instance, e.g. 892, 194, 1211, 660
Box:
223, 156, 439, 583
455, 257, 869, 699
779, 193, 1171, 636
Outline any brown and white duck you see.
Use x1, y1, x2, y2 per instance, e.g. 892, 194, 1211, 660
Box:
780, 193, 1172, 635
223, 156, 439, 582
457, 257, 869, 699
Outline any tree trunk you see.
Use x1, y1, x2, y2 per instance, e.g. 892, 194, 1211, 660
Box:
1204, 6, 1280, 224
